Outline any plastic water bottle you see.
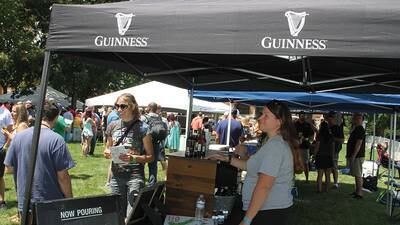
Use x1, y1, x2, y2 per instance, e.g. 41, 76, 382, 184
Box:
195, 194, 205, 221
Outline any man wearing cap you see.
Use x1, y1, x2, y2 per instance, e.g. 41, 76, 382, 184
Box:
25, 100, 35, 117
347, 113, 365, 199
216, 109, 244, 147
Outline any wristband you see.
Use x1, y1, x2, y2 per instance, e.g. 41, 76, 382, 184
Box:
242, 216, 252, 225
228, 154, 232, 163
130, 155, 137, 163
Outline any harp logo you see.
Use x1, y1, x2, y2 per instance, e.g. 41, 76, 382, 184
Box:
94, 12, 149, 48
285, 11, 309, 37
260, 11, 328, 50
115, 13, 135, 35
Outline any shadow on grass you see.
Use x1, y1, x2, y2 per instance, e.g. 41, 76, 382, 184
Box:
88, 154, 103, 158
70, 174, 92, 180
289, 177, 393, 225
4, 200, 17, 208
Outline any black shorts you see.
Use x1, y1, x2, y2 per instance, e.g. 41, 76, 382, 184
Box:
0, 150, 6, 178
226, 198, 292, 225
248, 207, 291, 225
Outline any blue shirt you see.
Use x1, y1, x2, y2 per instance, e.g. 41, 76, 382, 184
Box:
216, 119, 243, 147
4, 127, 75, 211
107, 110, 120, 129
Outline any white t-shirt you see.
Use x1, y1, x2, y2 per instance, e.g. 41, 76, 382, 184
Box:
0, 107, 13, 149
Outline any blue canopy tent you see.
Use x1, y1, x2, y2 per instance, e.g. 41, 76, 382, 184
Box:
193, 90, 400, 113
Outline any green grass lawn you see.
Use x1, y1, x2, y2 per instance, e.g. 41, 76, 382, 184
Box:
289, 147, 397, 225
0, 142, 166, 225
0, 143, 398, 225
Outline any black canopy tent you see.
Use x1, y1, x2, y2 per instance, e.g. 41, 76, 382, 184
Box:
45, 0, 400, 93
24, 0, 400, 224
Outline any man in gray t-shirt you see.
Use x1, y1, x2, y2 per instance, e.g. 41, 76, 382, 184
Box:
4, 102, 75, 212
242, 135, 293, 211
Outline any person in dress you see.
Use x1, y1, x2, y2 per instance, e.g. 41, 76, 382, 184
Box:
166, 113, 180, 152
81, 109, 94, 157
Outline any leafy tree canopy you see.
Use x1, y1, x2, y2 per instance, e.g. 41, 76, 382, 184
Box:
0, 0, 146, 108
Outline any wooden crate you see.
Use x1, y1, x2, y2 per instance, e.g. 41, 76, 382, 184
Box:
166, 152, 217, 218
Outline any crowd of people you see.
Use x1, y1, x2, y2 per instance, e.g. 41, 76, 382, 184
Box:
0, 95, 182, 224
0, 96, 369, 225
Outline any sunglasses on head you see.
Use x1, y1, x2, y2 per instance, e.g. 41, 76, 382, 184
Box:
114, 103, 129, 110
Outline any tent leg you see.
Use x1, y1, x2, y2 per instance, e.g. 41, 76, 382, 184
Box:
185, 86, 194, 147
387, 114, 395, 216
21, 51, 52, 225
226, 102, 232, 147
370, 113, 376, 160
390, 112, 398, 216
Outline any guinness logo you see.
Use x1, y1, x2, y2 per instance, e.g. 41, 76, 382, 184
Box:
115, 13, 135, 36
260, 10, 327, 51
284, 11, 309, 37
94, 12, 149, 48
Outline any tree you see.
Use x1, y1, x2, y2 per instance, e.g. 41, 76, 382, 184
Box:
0, 0, 43, 92
1, 0, 145, 106
50, 54, 146, 108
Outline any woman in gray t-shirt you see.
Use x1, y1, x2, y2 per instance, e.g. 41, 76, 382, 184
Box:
207, 100, 302, 225
103, 93, 154, 218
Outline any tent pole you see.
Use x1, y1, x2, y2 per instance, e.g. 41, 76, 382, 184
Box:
387, 113, 394, 216
226, 102, 232, 147
301, 57, 307, 85
369, 113, 375, 161
185, 82, 194, 146
311, 72, 393, 86
21, 51, 52, 225
390, 112, 397, 216
372, 113, 376, 161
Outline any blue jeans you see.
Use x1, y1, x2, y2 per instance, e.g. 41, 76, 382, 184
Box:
110, 169, 144, 218
147, 141, 160, 187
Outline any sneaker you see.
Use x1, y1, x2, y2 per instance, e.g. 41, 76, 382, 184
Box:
0, 201, 7, 210
333, 183, 339, 189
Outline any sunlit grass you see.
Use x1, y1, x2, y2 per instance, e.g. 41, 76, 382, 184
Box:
0, 143, 397, 225
0, 142, 166, 225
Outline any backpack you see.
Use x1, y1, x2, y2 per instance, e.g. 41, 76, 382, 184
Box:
145, 115, 168, 142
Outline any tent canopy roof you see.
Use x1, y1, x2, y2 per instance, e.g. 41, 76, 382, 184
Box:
46, 0, 400, 93
85, 81, 229, 113
0, 86, 84, 109
193, 90, 400, 113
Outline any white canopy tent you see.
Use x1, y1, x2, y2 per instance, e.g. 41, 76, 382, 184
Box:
0, 86, 84, 109
85, 81, 229, 113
